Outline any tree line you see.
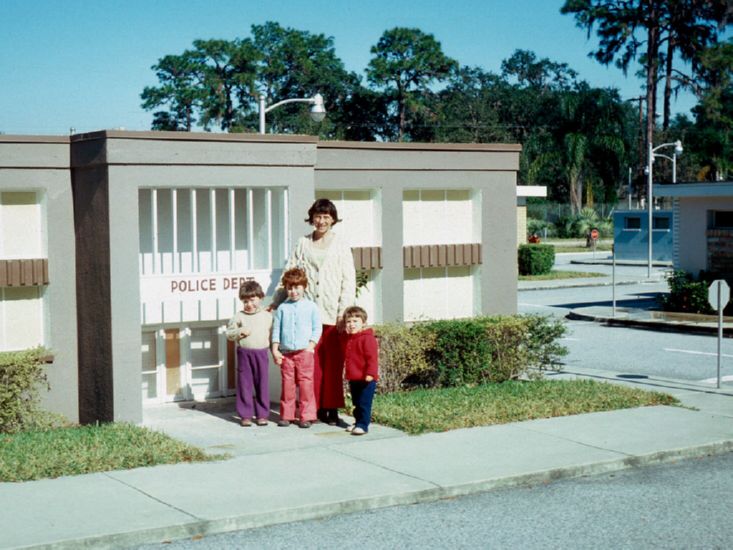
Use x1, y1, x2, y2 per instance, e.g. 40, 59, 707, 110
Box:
142, 4, 731, 212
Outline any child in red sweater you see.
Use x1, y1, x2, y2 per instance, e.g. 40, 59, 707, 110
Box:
341, 306, 379, 435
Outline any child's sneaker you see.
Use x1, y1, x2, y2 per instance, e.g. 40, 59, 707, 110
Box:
277, 420, 290, 427
240, 418, 252, 427
351, 427, 366, 436
298, 420, 312, 429
345, 424, 354, 432
255, 418, 268, 426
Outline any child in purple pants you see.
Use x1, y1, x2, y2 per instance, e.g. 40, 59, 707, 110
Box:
226, 280, 273, 427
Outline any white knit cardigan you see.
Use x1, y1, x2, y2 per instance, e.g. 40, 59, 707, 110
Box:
273, 231, 356, 325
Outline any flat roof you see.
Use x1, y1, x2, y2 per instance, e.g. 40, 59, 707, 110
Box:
654, 182, 733, 198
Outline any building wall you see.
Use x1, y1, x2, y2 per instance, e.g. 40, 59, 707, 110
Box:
613, 210, 674, 262
0, 136, 79, 422
677, 197, 733, 275
315, 141, 520, 322
1, 132, 521, 423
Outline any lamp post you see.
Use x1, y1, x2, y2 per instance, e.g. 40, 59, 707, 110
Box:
646, 139, 683, 278
258, 93, 326, 134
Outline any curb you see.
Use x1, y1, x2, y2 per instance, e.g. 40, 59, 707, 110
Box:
26, 440, 733, 549
567, 310, 733, 336
519, 279, 652, 291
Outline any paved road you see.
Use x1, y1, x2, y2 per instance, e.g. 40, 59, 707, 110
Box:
136, 452, 733, 549
519, 272, 733, 385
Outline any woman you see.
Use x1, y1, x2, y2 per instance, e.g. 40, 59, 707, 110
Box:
272, 198, 356, 425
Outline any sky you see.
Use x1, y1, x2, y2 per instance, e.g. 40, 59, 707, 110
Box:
0, 0, 703, 135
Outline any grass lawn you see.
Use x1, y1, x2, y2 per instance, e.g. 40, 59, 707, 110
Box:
519, 270, 605, 281
553, 245, 613, 253
372, 379, 678, 435
0, 423, 223, 482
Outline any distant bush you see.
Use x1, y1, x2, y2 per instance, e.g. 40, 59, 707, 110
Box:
527, 218, 557, 239
518, 244, 555, 275
373, 315, 567, 393
659, 270, 714, 314
0, 347, 52, 434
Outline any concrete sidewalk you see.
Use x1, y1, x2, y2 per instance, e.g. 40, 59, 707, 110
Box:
3, 378, 733, 550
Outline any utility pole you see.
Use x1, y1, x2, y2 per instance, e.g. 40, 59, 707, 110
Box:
627, 96, 646, 207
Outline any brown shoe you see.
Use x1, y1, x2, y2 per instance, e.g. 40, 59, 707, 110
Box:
255, 418, 268, 426
240, 418, 252, 427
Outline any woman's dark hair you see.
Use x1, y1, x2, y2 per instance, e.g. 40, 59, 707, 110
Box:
306, 198, 341, 225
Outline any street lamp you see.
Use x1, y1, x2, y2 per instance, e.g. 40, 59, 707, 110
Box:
646, 139, 683, 278
258, 93, 326, 134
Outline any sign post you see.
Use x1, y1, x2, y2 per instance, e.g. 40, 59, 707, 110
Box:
590, 228, 599, 258
708, 279, 730, 389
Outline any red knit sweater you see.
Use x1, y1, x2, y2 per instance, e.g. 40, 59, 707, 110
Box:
341, 328, 379, 381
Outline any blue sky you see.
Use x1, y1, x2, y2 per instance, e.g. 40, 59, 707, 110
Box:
0, 0, 701, 135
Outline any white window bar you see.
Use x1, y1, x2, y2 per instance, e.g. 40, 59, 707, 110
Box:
191, 189, 198, 273
172, 189, 179, 274
283, 188, 289, 264
266, 189, 273, 269
228, 188, 236, 271
246, 189, 254, 271
210, 188, 217, 272
217, 325, 227, 394
151, 188, 159, 275
156, 329, 166, 403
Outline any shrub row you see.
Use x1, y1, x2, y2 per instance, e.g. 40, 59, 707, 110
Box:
518, 244, 555, 275
374, 315, 567, 393
0, 347, 51, 434
659, 269, 732, 315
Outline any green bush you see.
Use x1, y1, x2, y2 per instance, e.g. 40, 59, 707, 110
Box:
374, 316, 567, 392
423, 319, 492, 387
527, 218, 557, 239
0, 347, 51, 434
659, 270, 714, 314
518, 244, 555, 275
374, 323, 436, 393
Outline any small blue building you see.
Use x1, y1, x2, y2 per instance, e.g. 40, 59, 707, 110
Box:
613, 210, 674, 262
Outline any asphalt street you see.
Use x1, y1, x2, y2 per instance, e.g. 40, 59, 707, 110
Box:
135, 452, 733, 550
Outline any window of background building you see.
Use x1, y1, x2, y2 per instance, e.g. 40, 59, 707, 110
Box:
624, 216, 641, 230
653, 216, 671, 230
712, 211, 733, 229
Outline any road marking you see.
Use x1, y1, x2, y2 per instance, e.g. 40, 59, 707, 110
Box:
517, 303, 557, 309
699, 375, 733, 384
664, 348, 733, 359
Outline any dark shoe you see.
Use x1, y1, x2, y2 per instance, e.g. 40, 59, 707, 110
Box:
334, 416, 349, 429
277, 420, 290, 427
317, 409, 329, 423
299, 420, 312, 429
240, 418, 252, 427
326, 409, 338, 425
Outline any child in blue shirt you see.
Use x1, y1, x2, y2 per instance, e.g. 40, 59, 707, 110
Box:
271, 268, 322, 428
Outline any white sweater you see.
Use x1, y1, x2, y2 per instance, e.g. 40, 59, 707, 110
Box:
273, 231, 356, 325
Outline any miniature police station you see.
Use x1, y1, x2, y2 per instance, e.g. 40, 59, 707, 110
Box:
0, 131, 520, 424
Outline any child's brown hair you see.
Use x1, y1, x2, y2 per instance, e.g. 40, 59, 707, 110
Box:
239, 280, 264, 300
281, 267, 308, 289
343, 305, 367, 323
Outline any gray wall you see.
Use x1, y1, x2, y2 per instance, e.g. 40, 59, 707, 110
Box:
0, 137, 79, 423
315, 141, 520, 319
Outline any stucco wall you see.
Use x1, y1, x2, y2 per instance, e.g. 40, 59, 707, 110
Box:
677, 197, 733, 274
0, 136, 79, 423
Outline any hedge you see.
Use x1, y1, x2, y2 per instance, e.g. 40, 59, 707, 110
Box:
373, 315, 567, 393
0, 347, 52, 434
518, 244, 555, 275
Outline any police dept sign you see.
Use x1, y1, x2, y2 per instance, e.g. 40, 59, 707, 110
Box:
139, 270, 281, 325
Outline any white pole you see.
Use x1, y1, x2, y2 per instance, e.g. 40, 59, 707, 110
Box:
717, 281, 722, 389
259, 94, 266, 134
612, 245, 616, 318
647, 141, 653, 279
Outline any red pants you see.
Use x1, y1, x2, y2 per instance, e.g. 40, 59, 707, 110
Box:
314, 324, 345, 409
279, 350, 316, 422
